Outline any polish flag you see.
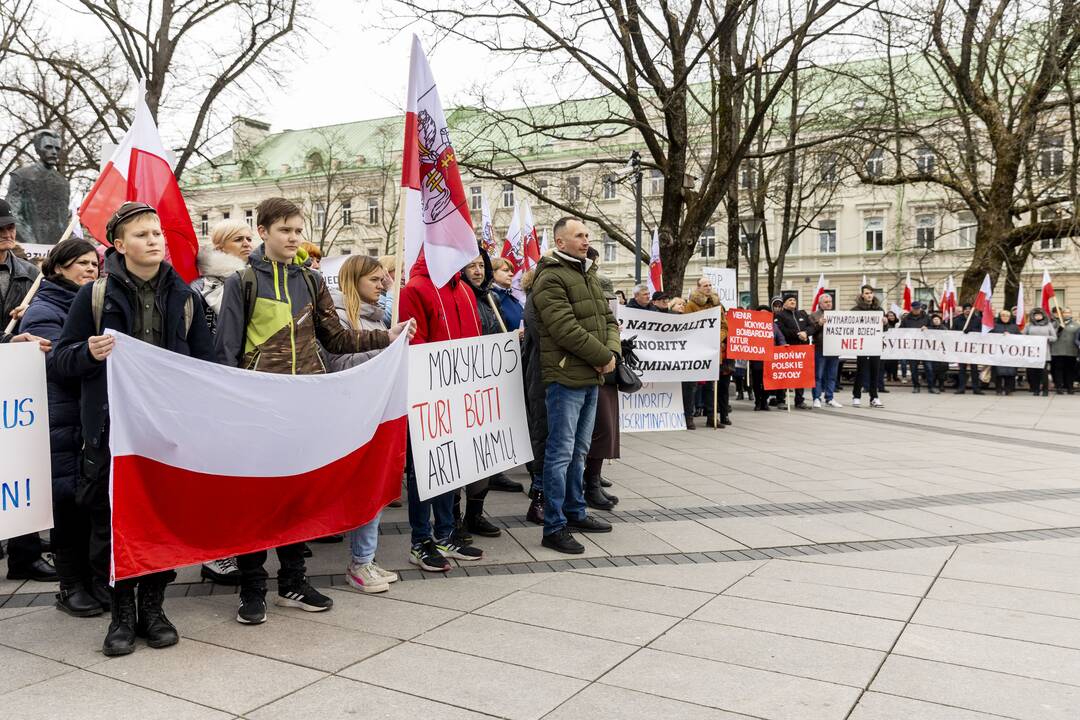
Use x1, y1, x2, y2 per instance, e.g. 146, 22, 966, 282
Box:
539, 229, 549, 256
521, 200, 541, 270
939, 276, 957, 323
401, 35, 477, 288
1016, 282, 1027, 330
647, 229, 663, 295
501, 204, 523, 274
479, 195, 498, 257
810, 273, 827, 312
106, 332, 408, 581
79, 81, 198, 282
902, 272, 913, 313
974, 273, 995, 333
1041, 269, 1056, 314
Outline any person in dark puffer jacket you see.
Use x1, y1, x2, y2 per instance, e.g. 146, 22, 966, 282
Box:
19, 239, 103, 617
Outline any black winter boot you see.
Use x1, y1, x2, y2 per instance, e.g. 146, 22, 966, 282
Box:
599, 477, 613, 488
136, 580, 179, 649
56, 582, 104, 618
526, 487, 544, 525
87, 579, 111, 611
465, 499, 502, 537
102, 587, 137, 656
584, 476, 615, 511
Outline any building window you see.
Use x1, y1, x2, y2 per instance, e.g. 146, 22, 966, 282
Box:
200, 214, 208, 238
740, 163, 756, 189
366, 246, 379, 257
865, 217, 884, 252
1039, 134, 1064, 177
244, 209, 253, 228
915, 214, 936, 249
502, 183, 514, 208
1040, 209, 1063, 250
315, 203, 326, 230
342, 201, 352, 226
865, 148, 884, 178
566, 176, 580, 202
818, 219, 837, 253
649, 169, 664, 196
820, 153, 838, 184
470, 186, 482, 210
957, 211, 976, 248
367, 198, 378, 225
602, 234, 617, 262
536, 178, 548, 198
698, 227, 716, 258
222, 211, 230, 220
915, 287, 935, 306
602, 174, 617, 200
915, 146, 936, 174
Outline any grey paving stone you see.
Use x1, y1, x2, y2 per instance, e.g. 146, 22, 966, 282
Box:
725, 575, 920, 621
912, 598, 1080, 649
752, 557, 935, 596
599, 647, 860, 720
849, 692, 1008, 720
927, 577, 1080, 620
266, 588, 461, 640
527, 570, 713, 617
341, 642, 586, 719
543, 683, 750, 720
0, 643, 73, 694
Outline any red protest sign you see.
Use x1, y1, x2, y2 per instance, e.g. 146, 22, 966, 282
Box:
725, 309, 775, 360
764, 345, 815, 390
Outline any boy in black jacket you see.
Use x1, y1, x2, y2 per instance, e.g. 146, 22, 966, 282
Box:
53, 202, 214, 656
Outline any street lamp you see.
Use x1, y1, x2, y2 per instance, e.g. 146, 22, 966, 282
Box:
629, 150, 643, 283
740, 216, 765, 305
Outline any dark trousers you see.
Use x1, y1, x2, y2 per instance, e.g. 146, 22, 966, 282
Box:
5, 533, 43, 570
1051, 356, 1076, 391
995, 374, 1016, 393
853, 356, 880, 400
51, 493, 94, 587
910, 360, 934, 388
80, 445, 172, 591
236, 544, 307, 590
750, 361, 766, 408
681, 382, 697, 419
704, 376, 732, 421
734, 370, 749, 399
956, 363, 980, 390
882, 359, 899, 381
1026, 367, 1047, 395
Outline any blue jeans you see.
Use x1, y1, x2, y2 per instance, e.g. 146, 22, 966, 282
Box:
405, 446, 455, 545
349, 512, 381, 564
814, 350, 839, 401
542, 383, 598, 535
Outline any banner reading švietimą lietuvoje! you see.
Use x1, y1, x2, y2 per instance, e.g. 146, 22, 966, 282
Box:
615, 305, 722, 382
407, 332, 533, 500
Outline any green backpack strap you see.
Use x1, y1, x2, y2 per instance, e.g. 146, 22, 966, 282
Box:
91, 277, 109, 334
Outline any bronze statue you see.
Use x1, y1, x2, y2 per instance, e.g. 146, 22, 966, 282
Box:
6, 129, 71, 245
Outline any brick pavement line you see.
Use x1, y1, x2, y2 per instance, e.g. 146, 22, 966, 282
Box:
5, 525, 1080, 609
377, 486, 1080, 534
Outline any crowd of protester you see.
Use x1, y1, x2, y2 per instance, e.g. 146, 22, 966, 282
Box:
3, 194, 1076, 658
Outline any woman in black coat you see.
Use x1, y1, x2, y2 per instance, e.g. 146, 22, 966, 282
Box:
19, 240, 104, 617
989, 309, 1021, 395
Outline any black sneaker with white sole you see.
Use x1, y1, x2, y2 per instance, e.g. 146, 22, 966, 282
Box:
410, 539, 451, 572
236, 588, 267, 625
435, 536, 483, 561
275, 581, 333, 612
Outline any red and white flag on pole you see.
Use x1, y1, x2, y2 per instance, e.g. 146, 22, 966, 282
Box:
539, 229, 549, 256
521, 200, 541, 271
1041, 269, 1056, 314
810, 273, 827, 312
79, 81, 199, 282
939, 276, 957, 323
106, 332, 409, 581
1016, 282, 1026, 330
647, 229, 663, 295
902, 272, 913, 313
479, 195, 498, 257
401, 35, 477, 288
974, 273, 995, 333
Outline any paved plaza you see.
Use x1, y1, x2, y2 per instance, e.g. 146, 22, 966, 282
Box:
3, 391, 1080, 719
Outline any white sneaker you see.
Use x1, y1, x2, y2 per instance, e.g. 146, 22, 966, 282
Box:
870, 398, 884, 408
370, 562, 399, 584
346, 560, 390, 593
813, 399, 822, 408
827, 399, 843, 408
852, 397, 862, 407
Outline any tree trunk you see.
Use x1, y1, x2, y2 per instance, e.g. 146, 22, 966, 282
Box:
959, 208, 1011, 303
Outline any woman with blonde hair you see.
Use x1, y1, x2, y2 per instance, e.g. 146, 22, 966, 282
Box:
192, 219, 253, 332
490, 256, 523, 329
321, 254, 401, 593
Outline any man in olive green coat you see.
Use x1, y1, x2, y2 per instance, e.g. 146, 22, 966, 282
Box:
531, 217, 621, 554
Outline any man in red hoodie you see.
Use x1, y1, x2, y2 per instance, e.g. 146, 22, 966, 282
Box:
398, 251, 486, 571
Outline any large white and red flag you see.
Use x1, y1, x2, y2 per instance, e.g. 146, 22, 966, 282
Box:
810, 273, 827, 312
521, 200, 541, 270
647, 229, 663, 295
1016, 282, 1027, 330
1041, 269, 1057, 314
479, 195, 498, 257
401, 35, 477, 287
974, 273, 995, 333
105, 332, 409, 581
79, 81, 198, 282
939, 276, 957, 323
902, 272, 913, 313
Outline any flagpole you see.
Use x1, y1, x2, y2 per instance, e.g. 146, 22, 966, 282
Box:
486, 294, 508, 333
4, 213, 80, 335
391, 187, 405, 326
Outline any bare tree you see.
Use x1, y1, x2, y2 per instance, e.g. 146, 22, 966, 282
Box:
388, 0, 874, 295
855, 0, 1080, 304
